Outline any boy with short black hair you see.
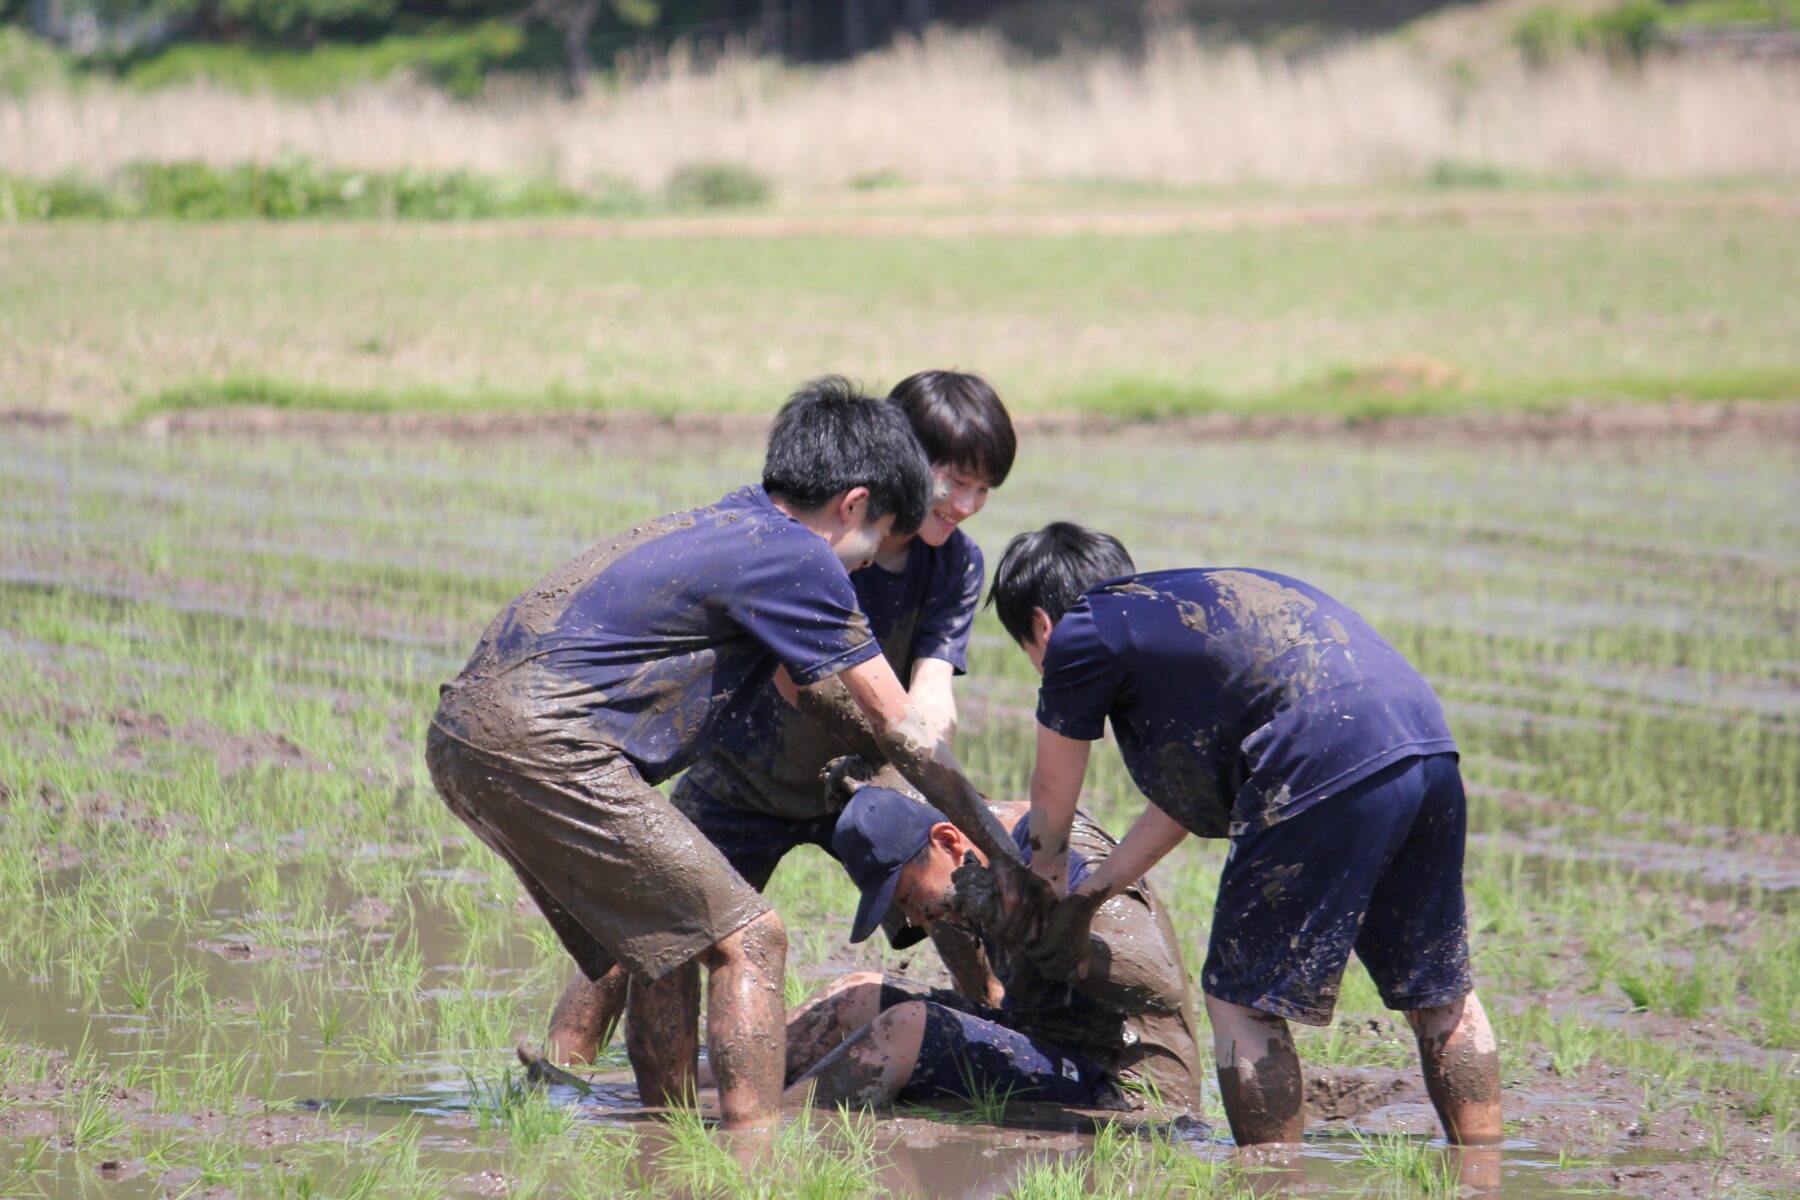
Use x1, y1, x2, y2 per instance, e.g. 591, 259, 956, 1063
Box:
990, 522, 1502, 1148
428, 378, 1024, 1131
541, 371, 1030, 1067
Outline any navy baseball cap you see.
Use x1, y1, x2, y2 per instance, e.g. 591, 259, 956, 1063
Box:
833, 785, 948, 944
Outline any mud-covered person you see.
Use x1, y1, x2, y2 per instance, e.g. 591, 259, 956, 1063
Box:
544, 371, 1023, 1066
777, 781, 1204, 1115
990, 523, 1503, 1148
425, 378, 1037, 1131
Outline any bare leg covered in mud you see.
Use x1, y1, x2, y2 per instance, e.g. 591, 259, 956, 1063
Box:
1405, 991, 1503, 1144
784, 999, 925, 1107
627, 962, 701, 1106
1206, 995, 1305, 1147
696, 910, 788, 1129
621, 911, 787, 1129
546, 966, 628, 1066
781, 972, 885, 1086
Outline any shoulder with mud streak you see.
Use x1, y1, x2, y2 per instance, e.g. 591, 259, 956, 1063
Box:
503, 511, 702, 637
1098, 578, 1214, 638
1204, 569, 1349, 646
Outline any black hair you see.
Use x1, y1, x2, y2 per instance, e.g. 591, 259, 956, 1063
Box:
763, 376, 932, 536
989, 522, 1136, 644
887, 370, 1017, 487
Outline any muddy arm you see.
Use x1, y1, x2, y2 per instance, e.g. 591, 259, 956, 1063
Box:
781, 669, 887, 763
930, 921, 1003, 1007
822, 657, 1023, 868
1070, 891, 1189, 1015
784, 665, 1018, 865
1029, 804, 1190, 978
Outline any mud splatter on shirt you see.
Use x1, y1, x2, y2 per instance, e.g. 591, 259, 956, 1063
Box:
434, 486, 879, 784
1035, 568, 1455, 837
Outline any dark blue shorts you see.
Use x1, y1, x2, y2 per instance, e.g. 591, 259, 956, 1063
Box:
669, 781, 837, 891
1202, 752, 1473, 1026
671, 783, 927, 950
877, 983, 1119, 1109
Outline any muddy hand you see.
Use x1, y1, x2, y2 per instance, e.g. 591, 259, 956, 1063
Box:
949, 851, 1006, 932
821, 755, 878, 806
950, 855, 1055, 949
1026, 887, 1107, 980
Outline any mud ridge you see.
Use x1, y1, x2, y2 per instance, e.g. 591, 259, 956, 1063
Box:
8, 399, 1797, 444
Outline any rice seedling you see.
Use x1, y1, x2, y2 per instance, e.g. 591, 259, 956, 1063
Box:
314, 994, 350, 1046
118, 962, 156, 1010
950, 1056, 1021, 1127
64, 1085, 124, 1146
1349, 1129, 1460, 1195
1003, 1158, 1097, 1200
0, 406, 1795, 1197
463, 1063, 580, 1150
649, 1102, 745, 1197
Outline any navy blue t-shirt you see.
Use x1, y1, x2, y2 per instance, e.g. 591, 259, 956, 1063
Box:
1035, 569, 1456, 838
677, 531, 985, 820
434, 486, 880, 784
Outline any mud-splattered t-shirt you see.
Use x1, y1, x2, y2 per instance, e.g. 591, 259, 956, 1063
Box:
983, 811, 1204, 1109
433, 486, 880, 785
677, 530, 984, 820
1036, 568, 1456, 838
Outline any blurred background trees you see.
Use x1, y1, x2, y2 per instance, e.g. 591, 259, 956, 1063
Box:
7, 0, 1798, 96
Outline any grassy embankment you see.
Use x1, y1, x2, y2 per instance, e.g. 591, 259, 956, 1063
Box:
6, 14, 1800, 208
4, 202, 1799, 425
0, 425, 1794, 1197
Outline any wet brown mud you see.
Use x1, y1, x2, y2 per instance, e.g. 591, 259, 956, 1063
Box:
4, 426, 1798, 1200
42, 397, 1799, 447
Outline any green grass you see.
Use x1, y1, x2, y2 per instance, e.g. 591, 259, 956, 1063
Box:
119, 23, 529, 99
0, 422, 1796, 1194
0, 159, 647, 222
4, 195, 1798, 422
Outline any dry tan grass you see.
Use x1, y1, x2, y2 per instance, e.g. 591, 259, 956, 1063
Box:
6, 28, 1800, 188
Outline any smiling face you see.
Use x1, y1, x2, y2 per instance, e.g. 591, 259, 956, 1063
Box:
914, 464, 994, 548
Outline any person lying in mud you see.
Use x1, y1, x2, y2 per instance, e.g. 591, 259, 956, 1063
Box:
778, 778, 1205, 1114
427, 378, 1043, 1132
988, 523, 1503, 1148
542, 371, 1027, 1067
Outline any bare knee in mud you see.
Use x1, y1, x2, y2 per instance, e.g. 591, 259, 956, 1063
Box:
788, 999, 925, 1108
703, 909, 787, 973
784, 971, 885, 1085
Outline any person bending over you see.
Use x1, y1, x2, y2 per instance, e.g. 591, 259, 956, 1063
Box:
426, 379, 1036, 1131
990, 523, 1503, 1147
544, 372, 1022, 1068
782, 780, 1203, 1114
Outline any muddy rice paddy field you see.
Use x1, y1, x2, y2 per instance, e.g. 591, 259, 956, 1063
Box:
0, 420, 1796, 1199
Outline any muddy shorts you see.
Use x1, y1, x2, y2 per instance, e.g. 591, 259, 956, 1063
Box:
672, 781, 927, 950
877, 983, 1120, 1109
426, 724, 769, 984
1202, 752, 1473, 1026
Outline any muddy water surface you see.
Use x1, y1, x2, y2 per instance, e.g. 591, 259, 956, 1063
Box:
1, 427, 1796, 1198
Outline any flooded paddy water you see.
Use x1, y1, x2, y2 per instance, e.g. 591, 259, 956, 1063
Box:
0, 420, 1795, 1198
